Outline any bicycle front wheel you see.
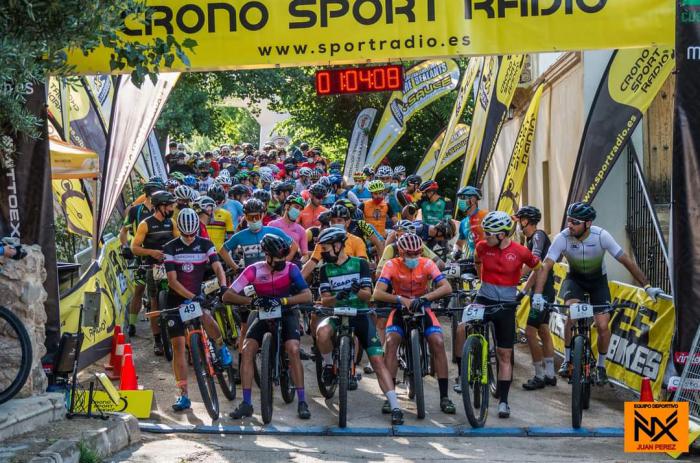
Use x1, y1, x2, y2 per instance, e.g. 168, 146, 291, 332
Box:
410, 329, 425, 419
487, 323, 499, 398
338, 335, 352, 428
260, 332, 274, 424
0, 306, 32, 404
190, 333, 219, 420
571, 336, 585, 429
461, 336, 489, 428
158, 291, 173, 362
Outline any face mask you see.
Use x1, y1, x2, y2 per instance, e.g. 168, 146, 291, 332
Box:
249, 220, 263, 232
404, 257, 419, 269
270, 260, 286, 271
288, 208, 301, 221
373, 197, 383, 204
392, 182, 399, 188
321, 251, 338, 263
331, 223, 346, 230
457, 199, 468, 212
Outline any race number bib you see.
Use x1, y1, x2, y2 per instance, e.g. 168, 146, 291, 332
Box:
202, 278, 219, 295
179, 301, 203, 322
334, 307, 357, 317
152, 264, 166, 280
444, 262, 460, 277
569, 303, 594, 320
258, 305, 282, 320
462, 304, 486, 323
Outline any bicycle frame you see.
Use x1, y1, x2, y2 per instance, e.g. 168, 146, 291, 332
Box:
398, 311, 428, 378
185, 321, 217, 377
465, 329, 490, 385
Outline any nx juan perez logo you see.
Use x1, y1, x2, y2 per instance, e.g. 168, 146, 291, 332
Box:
624, 402, 689, 453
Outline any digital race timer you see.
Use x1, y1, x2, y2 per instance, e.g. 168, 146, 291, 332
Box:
315, 65, 404, 96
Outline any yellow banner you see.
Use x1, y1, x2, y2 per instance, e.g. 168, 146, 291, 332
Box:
52, 179, 94, 238
432, 57, 482, 180
517, 264, 675, 399
496, 84, 544, 216
49, 137, 99, 180
415, 123, 470, 180
64, 0, 674, 74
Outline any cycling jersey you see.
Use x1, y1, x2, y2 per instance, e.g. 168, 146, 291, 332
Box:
545, 226, 623, 281
133, 215, 179, 264
384, 185, 402, 221
299, 204, 328, 229
123, 203, 153, 236
377, 242, 440, 272
163, 236, 219, 306
418, 196, 453, 226
363, 199, 394, 237
221, 199, 244, 229
350, 185, 371, 200
458, 208, 488, 249
207, 208, 234, 251
319, 257, 372, 309
476, 240, 539, 302
198, 176, 214, 193
231, 261, 307, 298
377, 257, 445, 299
310, 232, 368, 262
527, 230, 555, 300
268, 217, 308, 255
222, 226, 292, 267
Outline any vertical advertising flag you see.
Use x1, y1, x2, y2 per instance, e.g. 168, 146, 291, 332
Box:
496, 85, 544, 216
431, 57, 482, 180
416, 124, 470, 180
565, 48, 674, 214
343, 108, 377, 184
147, 131, 168, 181
458, 56, 496, 189
366, 60, 460, 168
474, 54, 526, 189
673, 5, 700, 363
51, 179, 94, 238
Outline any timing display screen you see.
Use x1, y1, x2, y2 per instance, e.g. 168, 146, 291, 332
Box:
315, 65, 404, 96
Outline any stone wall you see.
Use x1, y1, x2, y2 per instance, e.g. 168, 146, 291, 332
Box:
0, 246, 48, 397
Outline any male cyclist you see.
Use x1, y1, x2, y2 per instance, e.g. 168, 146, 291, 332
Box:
163, 209, 231, 411
373, 233, 456, 415
205, 184, 235, 251
454, 186, 488, 259
350, 172, 371, 200
532, 202, 664, 385
299, 183, 328, 229
268, 195, 309, 263
417, 180, 453, 226
363, 180, 398, 238
315, 228, 405, 425
223, 234, 314, 420
454, 211, 541, 418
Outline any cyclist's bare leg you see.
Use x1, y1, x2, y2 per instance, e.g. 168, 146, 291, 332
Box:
284, 339, 304, 389
238, 322, 248, 351
526, 325, 543, 362
240, 338, 259, 390
376, 316, 387, 345
309, 313, 320, 338
202, 312, 223, 344
129, 284, 145, 319
539, 325, 554, 358
427, 333, 449, 379
563, 298, 580, 351
384, 332, 401, 379
496, 347, 513, 380
594, 311, 611, 356
172, 335, 188, 395
315, 324, 334, 356
454, 323, 467, 357
149, 297, 160, 335
369, 353, 394, 392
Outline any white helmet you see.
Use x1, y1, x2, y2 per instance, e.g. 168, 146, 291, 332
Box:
215, 175, 232, 186
177, 208, 200, 235
218, 169, 231, 178
174, 185, 193, 200
482, 211, 514, 234
376, 165, 393, 178
394, 165, 406, 176
299, 167, 312, 177
188, 188, 200, 201
397, 233, 423, 253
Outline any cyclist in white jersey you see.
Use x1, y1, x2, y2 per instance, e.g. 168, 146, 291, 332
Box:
532, 202, 664, 385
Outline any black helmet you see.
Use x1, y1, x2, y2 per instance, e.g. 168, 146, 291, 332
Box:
514, 205, 542, 223
567, 202, 596, 222
260, 234, 290, 258
318, 227, 347, 245
144, 181, 165, 196
299, 142, 310, 151
329, 204, 350, 220
406, 174, 422, 186
318, 211, 332, 227
207, 184, 226, 203
148, 175, 164, 183
419, 180, 439, 193
309, 183, 327, 198
434, 218, 455, 240
151, 191, 176, 207
243, 198, 266, 214
230, 184, 249, 198
253, 189, 271, 203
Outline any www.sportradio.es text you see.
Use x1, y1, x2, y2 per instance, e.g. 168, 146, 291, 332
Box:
257, 34, 471, 57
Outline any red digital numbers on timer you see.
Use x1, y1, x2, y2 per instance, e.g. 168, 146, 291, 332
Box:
315, 65, 403, 96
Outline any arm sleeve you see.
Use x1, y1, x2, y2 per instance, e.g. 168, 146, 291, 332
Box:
600, 229, 624, 259
222, 233, 239, 252
522, 246, 541, 269
530, 231, 547, 258
230, 265, 255, 292
163, 244, 175, 272
206, 243, 220, 264
427, 259, 445, 284
545, 233, 566, 262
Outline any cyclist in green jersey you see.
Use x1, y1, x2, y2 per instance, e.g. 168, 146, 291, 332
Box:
417, 180, 454, 226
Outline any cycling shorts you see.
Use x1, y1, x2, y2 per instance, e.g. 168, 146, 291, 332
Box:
474, 296, 516, 349
146, 269, 160, 299
164, 304, 211, 339
385, 307, 442, 339
134, 267, 146, 287
526, 302, 551, 328
235, 306, 251, 324
245, 310, 301, 344
560, 274, 611, 312
319, 314, 384, 357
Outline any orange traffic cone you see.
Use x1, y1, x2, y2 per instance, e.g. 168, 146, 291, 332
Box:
107, 333, 126, 380
120, 350, 138, 390
103, 325, 122, 370
640, 377, 654, 402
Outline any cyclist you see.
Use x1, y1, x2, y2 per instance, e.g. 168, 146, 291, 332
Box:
271, 181, 295, 216
400, 175, 422, 204
454, 186, 488, 259
295, 167, 313, 194
162, 208, 232, 412
131, 191, 179, 355
394, 165, 407, 186
532, 202, 664, 385
373, 233, 456, 415
268, 195, 309, 263
325, 174, 359, 208
204, 184, 235, 251
299, 183, 329, 229
417, 180, 453, 226
363, 180, 398, 238
454, 211, 541, 418
315, 227, 405, 425
192, 195, 217, 239
224, 234, 314, 420
224, 184, 250, 230
513, 206, 557, 390
336, 198, 385, 258
350, 172, 371, 200
377, 220, 445, 273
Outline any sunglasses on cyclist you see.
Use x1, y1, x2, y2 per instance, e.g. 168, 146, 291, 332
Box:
246, 214, 262, 222
313, 194, 325, 200
567, 217, 584, 225
484, 231, 503, 237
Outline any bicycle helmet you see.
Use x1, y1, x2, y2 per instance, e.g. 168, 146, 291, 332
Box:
405, 174, 422, 186
318, 227, 347, 245
215, 175, 232, 187
260, 173, 274, 185
514, 205, 542, 223
218, 169, 231, 178
187, 188, 199, 201
271, 181, 288, 194
394, 165, 406, 176
207, 184, 226, 203
174, 185, 193, 201
376, 165, 393, 178
419, 180, 439, 193
299, 142, 310, 151
299, 167, 312, 177
352, 171, 366, 182
243, 198, 266, 214
230, 184, 249, 198
151, 191, 176, 207
309, 183, 327, 198
395, 219, 416, 234
318, 176, 331, 189
165, 179, 180, 190
193, 195, 216, 215
310, 169, 322, 181
367, 180, 386, 193
397, 233, 423, 253
329, 161, 341, 172
567, 202, 596, 222
318, 211, 332, 227
285, 195, 306, 208
329, 204, 350, 220
457, 186, 482, 199
144, 181, 165, 196
481, 211, 514, 234
248, 170, 260, 179
329, 174, 343, 187
170, 172, 186, 182
253, 189, 271, 203
363, 166, 375, 177
183, 175, 198, 188
176, 208, 200, 235
260, 234, 290, 258
148, 175, 164, 184
334, 198, 356, 213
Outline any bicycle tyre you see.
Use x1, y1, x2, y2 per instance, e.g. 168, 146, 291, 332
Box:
571, 336, 585, 429
0, 306, 32, 405
583, 357, 592, 410
260, 332, 274, 424
487, 323, 499, 398
410, 329, 425, 419
461, 336, 489, 428
190, 333, 219, 420
158, 291, 173, 362
315, 344, 336, 399
338, 335, 351, 428
214, 339, 237, 401
451, 309, 461, 363
280, 351, 295, 404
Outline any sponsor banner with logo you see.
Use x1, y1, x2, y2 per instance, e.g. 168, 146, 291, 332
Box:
673, 1, 700, 370
52, 179, 94, 238
343, 108, 377, 184
84, 75, 115, 128
496, 84, 544, 216
415, 123, 470, 180
65, 0, 673, 74
458, 56, 495, 188
431, 57, 482, 180
517, 265, 675, 398
565, 47, 674, 215
49, 137, 99, 180
366, 60, 459, 168
147, 131, 169, 181
98, 73, 179, 238
60, 238, 133, 367
624, 402, 689, 453
474, 54, 526, 189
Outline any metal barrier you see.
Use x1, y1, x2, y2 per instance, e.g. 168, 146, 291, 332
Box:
673, 327, 700, 423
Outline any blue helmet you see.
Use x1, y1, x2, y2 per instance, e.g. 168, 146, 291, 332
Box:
457, 186, 482, 199
183, 175, 198, 188
329, 174, 343, 186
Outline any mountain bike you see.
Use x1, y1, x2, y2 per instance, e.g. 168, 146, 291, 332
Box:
0, 306, 32, 404
394, 304, 433, 419
546, 298, 628, 428
152, 263, 173, 361
441, 259, 478, 363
